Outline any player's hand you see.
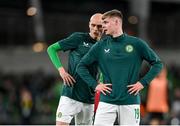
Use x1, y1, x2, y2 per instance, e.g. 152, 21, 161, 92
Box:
95, 83, 112, 95
58, 67, 76, 86
127, 81, 144, 95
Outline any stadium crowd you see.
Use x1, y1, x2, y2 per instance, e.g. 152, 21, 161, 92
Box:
0, 64, 180, 125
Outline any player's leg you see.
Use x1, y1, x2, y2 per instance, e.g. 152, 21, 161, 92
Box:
75, 103, 94, 125
56, 96, 82, 126
94, 102, 117, 126
119, 104, 140, 125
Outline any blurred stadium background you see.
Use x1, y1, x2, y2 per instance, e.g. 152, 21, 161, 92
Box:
0, 0, 180, 125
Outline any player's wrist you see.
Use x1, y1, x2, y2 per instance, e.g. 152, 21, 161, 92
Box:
58, 67, 65, 73
95, 83, 102, 89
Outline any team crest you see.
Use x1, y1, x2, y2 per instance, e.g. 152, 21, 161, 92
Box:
125, 45, 133, 53
57, 112, 62, 118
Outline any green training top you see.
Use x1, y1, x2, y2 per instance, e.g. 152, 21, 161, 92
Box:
77, 33, 163, 105
48, 32, 99, 104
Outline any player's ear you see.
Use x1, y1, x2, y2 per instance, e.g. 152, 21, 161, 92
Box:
115, 18, 119, 25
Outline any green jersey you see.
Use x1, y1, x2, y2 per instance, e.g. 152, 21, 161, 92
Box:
58, 32, 98, 104
77, 33, 163, 105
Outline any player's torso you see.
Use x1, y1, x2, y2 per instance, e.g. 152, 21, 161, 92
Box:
98, 34, 142, 105
100, 35, 141, 69
75, 36, 96, 57
63, 33, 97, 103
68, 33, 96, 75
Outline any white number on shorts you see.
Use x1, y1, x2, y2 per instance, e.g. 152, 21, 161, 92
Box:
134, 108, 140, 119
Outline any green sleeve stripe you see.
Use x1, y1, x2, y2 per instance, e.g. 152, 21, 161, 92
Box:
47, 42, 63, 69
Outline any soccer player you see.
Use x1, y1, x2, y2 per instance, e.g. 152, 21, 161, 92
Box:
47, 13, 103, 126
77, 9, 163, 125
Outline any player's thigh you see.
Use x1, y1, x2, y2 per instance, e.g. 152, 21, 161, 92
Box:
94, 102, 117, 126
75, 103, 94, 125
56, 96, 82, 123
119, 104, 140, 125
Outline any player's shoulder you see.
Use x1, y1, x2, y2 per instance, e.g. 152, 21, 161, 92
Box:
125, 34, 140, 42
125, 34, 147, 45
71, 32, 87, 38
64, 32, 87, 44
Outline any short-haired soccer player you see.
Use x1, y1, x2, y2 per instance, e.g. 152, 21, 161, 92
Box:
77, 9, 163, 125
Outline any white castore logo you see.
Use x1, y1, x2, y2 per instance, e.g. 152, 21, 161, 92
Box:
104, 49, 110, 53
125, 45, 133, 53
83, 42, 89, 47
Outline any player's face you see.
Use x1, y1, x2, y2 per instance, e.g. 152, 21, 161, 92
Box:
89, 15, 103, 40
102, 17, 117, 35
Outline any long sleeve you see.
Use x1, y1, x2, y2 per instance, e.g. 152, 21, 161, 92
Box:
77, 43, 100, 90
47, 42, 63, 69
138, 40, 163, 86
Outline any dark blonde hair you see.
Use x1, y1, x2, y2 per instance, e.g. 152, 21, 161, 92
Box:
102, 9, 123, 20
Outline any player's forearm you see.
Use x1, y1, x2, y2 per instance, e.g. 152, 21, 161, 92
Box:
47, 42, 63, 69
77, 62, 98, 90
77, 43, 99, 90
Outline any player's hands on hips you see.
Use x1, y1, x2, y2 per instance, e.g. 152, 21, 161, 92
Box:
127, 81, 144, 95
95, 83, 112, 95
58, 67, 76, 86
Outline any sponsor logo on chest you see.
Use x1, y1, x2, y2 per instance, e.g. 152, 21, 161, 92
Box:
104, 48, 110, 53
83, 42, 90, 47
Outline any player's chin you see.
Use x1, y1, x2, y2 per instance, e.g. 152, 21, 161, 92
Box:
93, 32, 100, 37
94, 31, 100, 35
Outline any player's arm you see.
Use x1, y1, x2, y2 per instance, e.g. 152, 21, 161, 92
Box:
77, 43, 112, 95
138, 40, 163, 86
47, 42, 75, 86
128, 40, 163, 95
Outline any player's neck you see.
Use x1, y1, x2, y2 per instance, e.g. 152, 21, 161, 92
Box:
89, 33, 95, 40
89, 33, 100, 41
112, 29, 123, 38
